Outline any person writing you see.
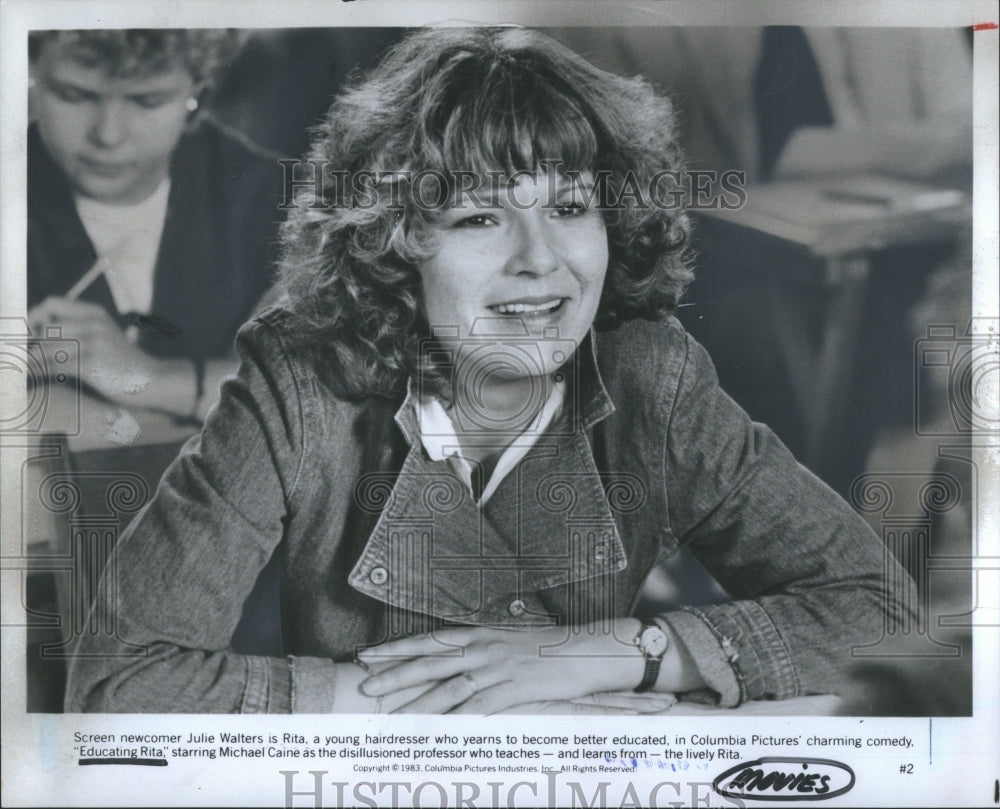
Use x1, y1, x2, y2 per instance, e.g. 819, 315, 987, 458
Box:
28, 29, 282, 424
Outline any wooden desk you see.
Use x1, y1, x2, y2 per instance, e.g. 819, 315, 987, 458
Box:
38, 385, 200, 454
692, 174, 969, 489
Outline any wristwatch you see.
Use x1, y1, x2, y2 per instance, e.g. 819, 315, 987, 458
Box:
633, 623, 669, 693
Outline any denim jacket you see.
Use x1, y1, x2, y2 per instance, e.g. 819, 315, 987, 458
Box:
65, 308, 911, 712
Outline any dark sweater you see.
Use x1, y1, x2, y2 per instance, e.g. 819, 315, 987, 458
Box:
28, 118, 285, 359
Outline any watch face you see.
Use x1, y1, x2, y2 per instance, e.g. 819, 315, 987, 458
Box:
640, 626, 668, 658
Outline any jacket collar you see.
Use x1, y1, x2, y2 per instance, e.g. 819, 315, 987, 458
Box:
352, 329, 627, 626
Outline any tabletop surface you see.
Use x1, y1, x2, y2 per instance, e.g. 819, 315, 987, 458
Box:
697, 173, 970, 257
37, 386, 200, 454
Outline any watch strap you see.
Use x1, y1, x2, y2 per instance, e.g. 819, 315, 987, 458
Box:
634, 655, 661, 693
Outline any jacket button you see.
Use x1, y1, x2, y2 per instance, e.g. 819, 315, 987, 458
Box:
369, 567, 388, 585
508, 599, 527, 617
594, 543, 607, 561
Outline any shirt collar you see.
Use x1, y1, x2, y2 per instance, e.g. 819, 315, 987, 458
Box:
416, 376, 566, 505
392, 327, 616, 445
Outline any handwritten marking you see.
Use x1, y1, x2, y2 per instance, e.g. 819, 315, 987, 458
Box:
79, 758, 167, 767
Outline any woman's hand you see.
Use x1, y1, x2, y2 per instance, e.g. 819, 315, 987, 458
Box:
331, 660, 442, 714
29, 297, 165, 401
27, 296, 230, 418
357, 621, 653, 715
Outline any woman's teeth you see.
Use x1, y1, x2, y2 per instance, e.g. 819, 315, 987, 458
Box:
492, 299, 562, 315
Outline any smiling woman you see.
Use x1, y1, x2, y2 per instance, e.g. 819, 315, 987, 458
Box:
65, 26, 914, 715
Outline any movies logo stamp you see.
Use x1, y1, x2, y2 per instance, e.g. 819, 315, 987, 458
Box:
713, 757, 856, 802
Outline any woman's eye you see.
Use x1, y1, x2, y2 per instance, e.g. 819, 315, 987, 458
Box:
132, 94, 173, 109
553, 202, 588, 217
453, 213, 497, 228
52, 86, 91, 103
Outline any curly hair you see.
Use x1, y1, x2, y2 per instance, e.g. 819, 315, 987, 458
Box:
279, 26, 694, 400
28, 29, 244, 87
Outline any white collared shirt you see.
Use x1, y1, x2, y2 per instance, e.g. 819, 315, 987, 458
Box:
415, 378, 566, 506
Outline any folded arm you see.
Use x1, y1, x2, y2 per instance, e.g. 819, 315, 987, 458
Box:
654, 334, 915, 706
64, 317, 368, 713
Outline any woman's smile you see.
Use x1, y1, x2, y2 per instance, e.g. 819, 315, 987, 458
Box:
488, 297, 565, 316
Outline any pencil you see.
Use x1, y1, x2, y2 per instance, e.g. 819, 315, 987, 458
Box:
65, 261, 106, 301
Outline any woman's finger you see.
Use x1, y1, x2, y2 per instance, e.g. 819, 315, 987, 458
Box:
353, 655, 414, 676
357, 628, 477, 661
30, 296, 111, 327
447, 680, 524, 715
391, 671, 501, 715
361, 650, 479, 696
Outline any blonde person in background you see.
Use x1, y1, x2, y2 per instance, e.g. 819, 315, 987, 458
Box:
28, 30, 285, 426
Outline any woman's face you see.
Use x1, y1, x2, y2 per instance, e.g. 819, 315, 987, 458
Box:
30, 42, 196, 205
416, 170, 609, 381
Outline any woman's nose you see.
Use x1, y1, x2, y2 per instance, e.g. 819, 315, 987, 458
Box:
88, 99, 128, 148
505, 213, 560, 277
